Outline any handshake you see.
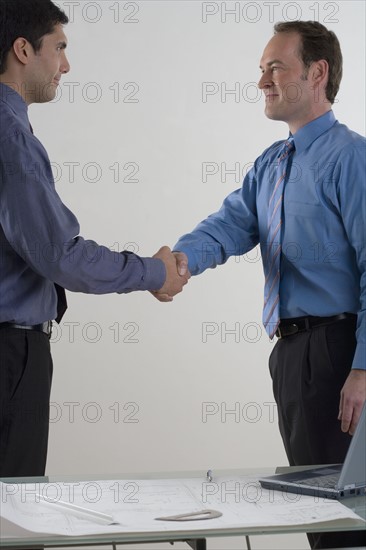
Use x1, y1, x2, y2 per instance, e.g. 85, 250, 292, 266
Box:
151, 246, 191, 302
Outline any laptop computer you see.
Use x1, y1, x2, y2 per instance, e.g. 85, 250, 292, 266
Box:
259, 403, 366, 500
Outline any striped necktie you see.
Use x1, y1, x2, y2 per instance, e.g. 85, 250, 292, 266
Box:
263, 137, 295, 338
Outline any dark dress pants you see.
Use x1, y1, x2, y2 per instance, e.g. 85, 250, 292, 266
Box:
269, 316, 366, 549
0, 328, 53, 477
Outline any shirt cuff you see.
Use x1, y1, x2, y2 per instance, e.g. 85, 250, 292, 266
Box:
139, 257, 166, 291
172, 246, 198, 275
352, 343, 366, 371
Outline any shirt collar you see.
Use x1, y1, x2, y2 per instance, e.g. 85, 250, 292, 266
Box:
0, 82, 29, 122
291, 111, 337, 154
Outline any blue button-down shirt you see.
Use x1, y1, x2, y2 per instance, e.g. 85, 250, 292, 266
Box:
0, 83, 165, 324
175, 111, 366, 371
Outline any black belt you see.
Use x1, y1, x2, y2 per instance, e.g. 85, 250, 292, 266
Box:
275, 313, 356, 339
0, 321, 53, 338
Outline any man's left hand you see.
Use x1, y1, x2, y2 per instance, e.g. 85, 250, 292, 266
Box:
338, 369, 366, 435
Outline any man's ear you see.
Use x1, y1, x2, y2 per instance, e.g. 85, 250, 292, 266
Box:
311, 59, 329, 87
310, 59, 329, 100
12, 37, 35, 66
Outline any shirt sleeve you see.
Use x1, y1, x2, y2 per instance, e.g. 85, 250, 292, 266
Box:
0, 130, 166, 294
325, 142, 366, 371
174, 165, 260, 275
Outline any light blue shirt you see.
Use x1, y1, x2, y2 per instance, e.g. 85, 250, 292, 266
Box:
174, 111, 366, 371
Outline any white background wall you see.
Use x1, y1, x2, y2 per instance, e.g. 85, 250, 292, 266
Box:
29, 1, 365, 548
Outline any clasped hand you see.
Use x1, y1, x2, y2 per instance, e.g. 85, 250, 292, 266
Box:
151, 246, 190, 302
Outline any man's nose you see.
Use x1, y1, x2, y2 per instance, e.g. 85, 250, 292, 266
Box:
258, 71, 272, 89
61, 52, 70, 74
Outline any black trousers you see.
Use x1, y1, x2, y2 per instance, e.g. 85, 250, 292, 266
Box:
0, 328, 53, 477
269, 315, 366, 549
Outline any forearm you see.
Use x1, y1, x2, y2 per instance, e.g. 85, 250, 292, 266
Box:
174, 188, 259, 275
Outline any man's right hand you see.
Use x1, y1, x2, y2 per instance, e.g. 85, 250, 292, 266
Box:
151, 247, 190, 302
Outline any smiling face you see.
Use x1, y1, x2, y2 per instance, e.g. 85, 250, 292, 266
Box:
24, 23, 70, 104
258, 32, 330, 133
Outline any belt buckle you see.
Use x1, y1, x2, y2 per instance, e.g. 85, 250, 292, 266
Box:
44, 320, 53, 338
276, 323, 299, 339
276, 326, 283, 339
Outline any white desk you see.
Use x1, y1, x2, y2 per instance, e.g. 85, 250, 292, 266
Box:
1, 468, 365, 549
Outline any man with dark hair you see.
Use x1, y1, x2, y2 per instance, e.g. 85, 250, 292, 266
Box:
0, 0, 69, 74
174, 21, 365, 549
0, 0, 189, 478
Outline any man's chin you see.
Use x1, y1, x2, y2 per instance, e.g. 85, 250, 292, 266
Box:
38, 84, 58, 104
264, 107, 284, 121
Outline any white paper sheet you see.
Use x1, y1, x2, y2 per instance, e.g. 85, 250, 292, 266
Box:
0, 476, 364, 537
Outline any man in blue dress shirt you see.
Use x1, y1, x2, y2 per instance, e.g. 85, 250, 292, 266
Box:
0, 0, 189, 478
174, 21, 365, 549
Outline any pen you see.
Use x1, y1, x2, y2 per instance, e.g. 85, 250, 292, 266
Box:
206, 469, 213, 482
35, 493, 116, 525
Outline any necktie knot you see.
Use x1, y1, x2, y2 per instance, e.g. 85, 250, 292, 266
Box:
286, 137, 295, 152
278, 137, 295, 163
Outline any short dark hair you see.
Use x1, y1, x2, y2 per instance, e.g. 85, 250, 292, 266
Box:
0, 0, 69, 74
274, 21, 343, 104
